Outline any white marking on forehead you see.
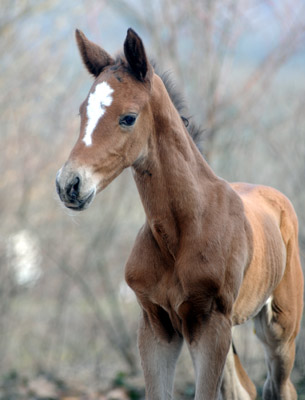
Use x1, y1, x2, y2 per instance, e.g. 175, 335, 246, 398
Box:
83, 81, 114, 146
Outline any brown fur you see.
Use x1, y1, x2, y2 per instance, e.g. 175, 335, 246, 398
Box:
56, 29, 304, 400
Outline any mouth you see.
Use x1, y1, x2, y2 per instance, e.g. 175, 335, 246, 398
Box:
64, 189, 96, 211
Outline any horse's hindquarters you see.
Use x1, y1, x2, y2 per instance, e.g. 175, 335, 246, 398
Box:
231, 185, 289, 324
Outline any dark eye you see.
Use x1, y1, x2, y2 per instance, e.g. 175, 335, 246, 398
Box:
119, 114, 137, 127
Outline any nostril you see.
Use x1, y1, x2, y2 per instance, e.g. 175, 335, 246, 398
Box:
72, 176, 80, 193
68, 176, 81, 201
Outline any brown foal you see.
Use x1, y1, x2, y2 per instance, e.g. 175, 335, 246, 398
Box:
56, 28, 304, 400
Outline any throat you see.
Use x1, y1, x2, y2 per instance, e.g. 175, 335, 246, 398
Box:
132, 115, 217, 258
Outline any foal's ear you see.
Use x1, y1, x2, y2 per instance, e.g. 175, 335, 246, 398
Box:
75, 29, 114, 77
124, 28, 152, 82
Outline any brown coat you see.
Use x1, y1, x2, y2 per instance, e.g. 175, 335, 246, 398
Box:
56, 28, 303, 400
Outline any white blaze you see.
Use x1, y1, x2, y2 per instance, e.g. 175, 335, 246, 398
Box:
83, 81, 114, 146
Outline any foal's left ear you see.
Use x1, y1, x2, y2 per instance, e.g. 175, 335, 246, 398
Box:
124, 28, 152, 82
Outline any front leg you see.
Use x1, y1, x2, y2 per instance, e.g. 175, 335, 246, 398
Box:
180, 302, 232, 400
138, 308, 183, 400
125, 224, 183, 399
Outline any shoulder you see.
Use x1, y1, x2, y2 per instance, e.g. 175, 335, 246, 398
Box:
125, 222, 165, 293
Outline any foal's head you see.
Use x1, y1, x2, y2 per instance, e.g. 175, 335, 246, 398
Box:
56, 29, 155, 211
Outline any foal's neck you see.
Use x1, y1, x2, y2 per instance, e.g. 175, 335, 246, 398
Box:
132, 75, 219, 257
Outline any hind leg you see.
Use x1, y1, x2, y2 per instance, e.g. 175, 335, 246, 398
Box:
220, 342, 257, 400
254, 267, 303, 399
254, 228, 303, 400
254, 298, 297, 399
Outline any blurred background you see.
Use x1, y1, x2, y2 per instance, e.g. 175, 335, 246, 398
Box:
1, 0, 305, 399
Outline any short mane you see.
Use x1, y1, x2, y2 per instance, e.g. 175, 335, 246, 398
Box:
152, 62, 204, 147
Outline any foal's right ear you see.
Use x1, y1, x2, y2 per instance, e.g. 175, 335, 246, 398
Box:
75, 29, 114, 77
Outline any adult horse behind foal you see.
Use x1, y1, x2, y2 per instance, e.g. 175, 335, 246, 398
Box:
56, 28, 304, 400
